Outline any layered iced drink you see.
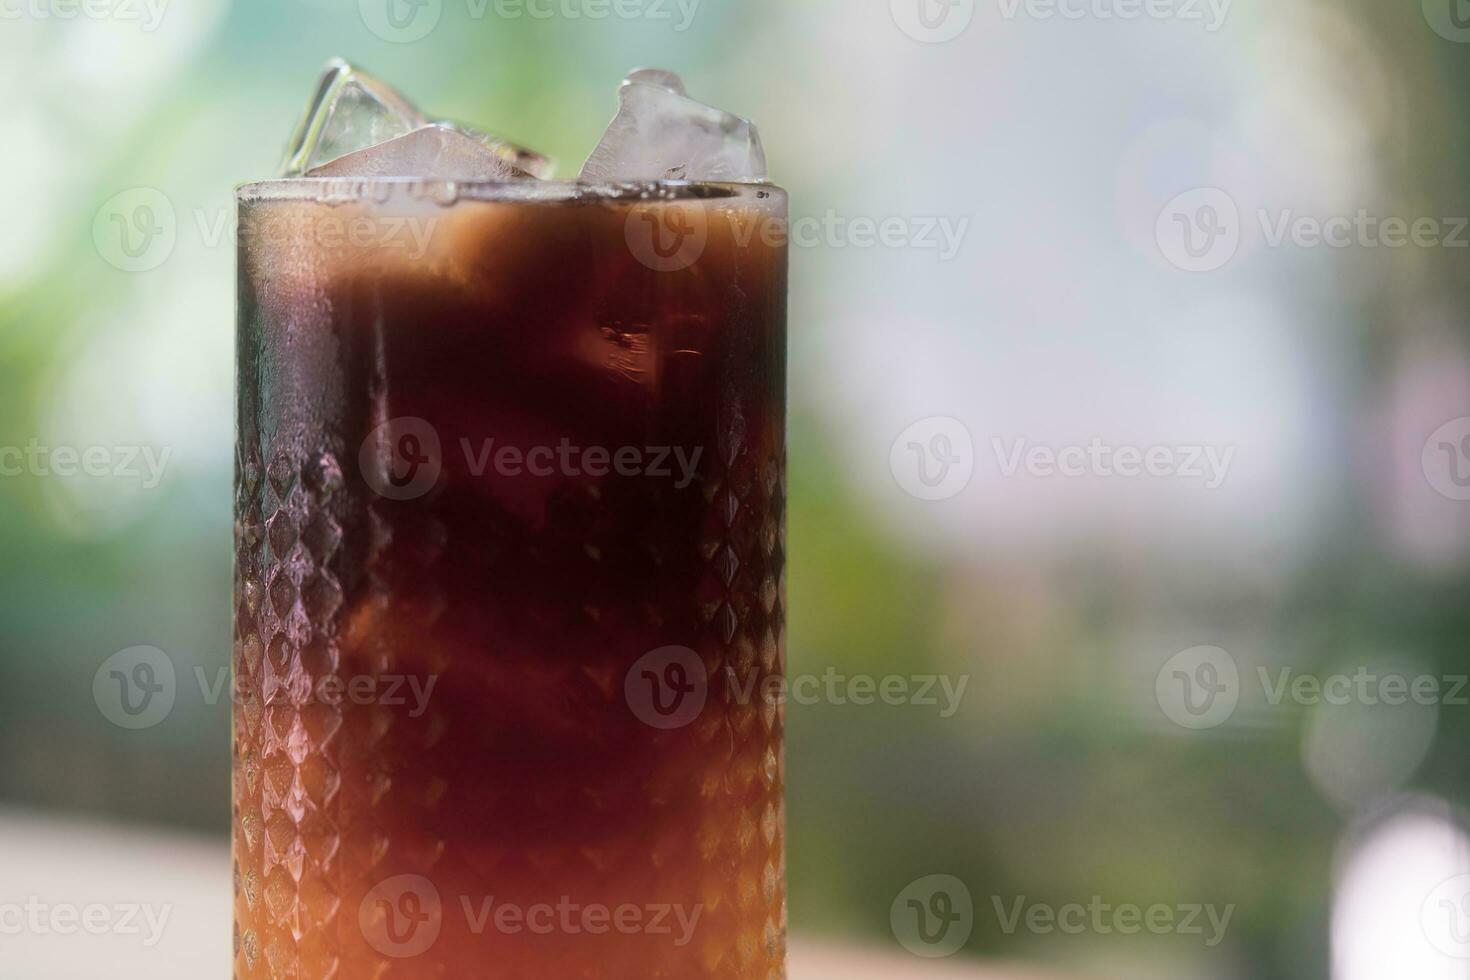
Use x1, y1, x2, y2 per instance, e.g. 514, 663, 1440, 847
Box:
233, 63, 787, 979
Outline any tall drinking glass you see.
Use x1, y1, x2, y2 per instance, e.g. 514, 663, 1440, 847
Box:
233, 179, 788, 979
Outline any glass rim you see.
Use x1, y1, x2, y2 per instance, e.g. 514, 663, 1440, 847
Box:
236, 177, 787, 205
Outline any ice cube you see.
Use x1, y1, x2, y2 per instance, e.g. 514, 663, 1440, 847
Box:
280, 60, 556, 179
305, 125, 531, 179
622, 67, 686, 95
279, 59, 427, 177
432, 121, 556, 179
580, 69, 767, 183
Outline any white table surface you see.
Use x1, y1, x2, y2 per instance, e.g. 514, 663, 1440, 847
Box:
0, 808, 1059, 979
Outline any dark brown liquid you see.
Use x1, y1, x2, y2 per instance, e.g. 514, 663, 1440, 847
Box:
233, 185, 787, 979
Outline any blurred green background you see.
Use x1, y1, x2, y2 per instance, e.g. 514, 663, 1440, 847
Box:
4, 1, 1470, 978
